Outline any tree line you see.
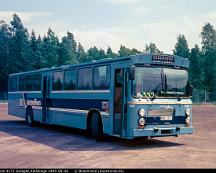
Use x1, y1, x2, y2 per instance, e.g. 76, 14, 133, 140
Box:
0, 14, 216, 95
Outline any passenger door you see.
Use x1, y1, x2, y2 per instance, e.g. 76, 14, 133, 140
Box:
42, 76, 50, 123
113, 68, 126, 136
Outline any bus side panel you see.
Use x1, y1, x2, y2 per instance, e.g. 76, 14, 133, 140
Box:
8, 93, 26, 119
8, 92, 43, 122
48, 93, 111, 133
32, 107, 42, 122
49, 110, 86, 129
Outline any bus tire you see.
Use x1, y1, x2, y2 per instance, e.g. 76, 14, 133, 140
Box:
26, 107, 34, 127
91, 112, 103, 140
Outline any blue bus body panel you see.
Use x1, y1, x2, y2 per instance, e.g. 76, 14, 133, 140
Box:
125, 98, 193, 139
8, 53, 193, 140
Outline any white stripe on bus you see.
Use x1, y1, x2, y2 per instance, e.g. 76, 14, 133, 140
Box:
49, 107, 109, 117
51, 90, 110, 93
8, 90, 110, 94
8, 91, 41, 94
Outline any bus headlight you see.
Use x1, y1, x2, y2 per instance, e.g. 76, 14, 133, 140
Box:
138, 108, 145, 117
138, 118, 145, 126
185, 117, 191, 125
185, 108, 190, 116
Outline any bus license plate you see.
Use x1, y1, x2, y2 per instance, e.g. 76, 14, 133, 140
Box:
160, 116, 172, 121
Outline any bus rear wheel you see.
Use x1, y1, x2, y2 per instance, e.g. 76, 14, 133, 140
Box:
91, 112, 103, 140
26, 107, 34, 127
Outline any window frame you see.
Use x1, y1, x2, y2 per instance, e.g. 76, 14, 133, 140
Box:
9, 76, 18, 91
77, 67, 93, 90
18, 76, 26, 91
32, 73, 42, 91
52, 71, 64, 91
64, 69, 77, 90
93, 65, 111, 90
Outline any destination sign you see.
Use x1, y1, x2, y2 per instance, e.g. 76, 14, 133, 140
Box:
152, 55, 175, 64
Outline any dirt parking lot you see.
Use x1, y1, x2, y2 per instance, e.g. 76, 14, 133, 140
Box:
0, 103, 215, 168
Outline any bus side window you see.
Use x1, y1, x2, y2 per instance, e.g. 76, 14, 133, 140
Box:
52, 71, 64, 91
114, 69, 123, 113
33, 74, 42, 91
9, 77, 18, 91
78, 68, 92, 90
19, 76, 25, 91
26, 75, 33, 91
93, 65, 110, 90
64, 70, 76, 90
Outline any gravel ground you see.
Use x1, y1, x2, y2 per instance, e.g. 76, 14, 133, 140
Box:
0, 103, 215, 168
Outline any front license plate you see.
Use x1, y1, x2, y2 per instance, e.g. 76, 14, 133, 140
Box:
160, 116, 172, 121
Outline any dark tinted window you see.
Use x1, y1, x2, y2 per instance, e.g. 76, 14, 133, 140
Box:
19, 76, 25, 91
17, 74, 41, 91
78, 68, 92, 90
26, 75, 33, 91
9, 77, 18, 91
33, 74, 41, 91
64, 70, 76, 90
93, 65, 110, 89
52, 71, 63, 90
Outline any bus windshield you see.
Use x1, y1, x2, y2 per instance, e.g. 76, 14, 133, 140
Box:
132, 67, 189, 98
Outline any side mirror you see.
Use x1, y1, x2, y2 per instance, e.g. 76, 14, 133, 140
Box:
129, 66, 135, 80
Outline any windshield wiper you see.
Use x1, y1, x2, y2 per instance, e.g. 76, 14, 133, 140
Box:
159, 71, 167, 96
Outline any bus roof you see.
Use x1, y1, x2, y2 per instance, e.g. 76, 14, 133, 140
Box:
9, 53, 189, 77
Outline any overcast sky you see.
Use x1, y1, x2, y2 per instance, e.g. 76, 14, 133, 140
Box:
1, 0, 216, 53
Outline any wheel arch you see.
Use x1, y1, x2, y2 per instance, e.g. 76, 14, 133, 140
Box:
86, 108, 103, 131
25, 105, 33, 119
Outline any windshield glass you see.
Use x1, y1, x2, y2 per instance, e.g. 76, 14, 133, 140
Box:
132, 67, 189, 98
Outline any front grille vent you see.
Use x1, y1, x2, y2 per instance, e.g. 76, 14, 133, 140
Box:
148, 109, 174, 116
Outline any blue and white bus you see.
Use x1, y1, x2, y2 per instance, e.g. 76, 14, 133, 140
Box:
8, 54, 193, 140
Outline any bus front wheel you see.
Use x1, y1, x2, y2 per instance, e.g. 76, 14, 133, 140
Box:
91, 112, 103, 140
26, 107, 34, 127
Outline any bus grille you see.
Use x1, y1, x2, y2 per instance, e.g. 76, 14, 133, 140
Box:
148, 109, 174, 116
161, 129, 173, 134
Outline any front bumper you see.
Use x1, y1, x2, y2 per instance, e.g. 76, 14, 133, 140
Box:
133, 126, 193, 138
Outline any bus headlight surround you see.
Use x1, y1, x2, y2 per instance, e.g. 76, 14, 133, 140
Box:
138, 117, 145, 126
185, 117, 191, 125
185, 108, 190, 116
138, 108, 145, 117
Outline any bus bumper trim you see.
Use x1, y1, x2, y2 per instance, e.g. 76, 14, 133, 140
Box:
133, 126, 193, 137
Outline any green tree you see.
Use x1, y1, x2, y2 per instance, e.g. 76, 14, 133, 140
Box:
76, 42, 88, 63
9, 13, 32, 72
145, 43, 162, 54
173, 35, 190, 58
87, 46, 102, 61
41, 28, 59, 67
30, 31, 45, 69
190, 45, 203, 89
58, 31, 77, 66
106, 46, 117, 58
200, 23, 216, 92
0, 20, 12, 91
99, 48, 106, 60
118, 45, 133, 57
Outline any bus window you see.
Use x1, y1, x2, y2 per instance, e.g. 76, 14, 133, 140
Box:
52, 71, 63, 91
9, 77, 18, 91
64, 70, 77, 90
114, 69, 123, 113
18, 76, 25, 91
78, 68, 92, 90
33, 74, 41, 91
26, 75, 33, 91
93, 65, 110, 90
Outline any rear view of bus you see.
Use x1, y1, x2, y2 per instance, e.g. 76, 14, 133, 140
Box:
127, 54, 193, 139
